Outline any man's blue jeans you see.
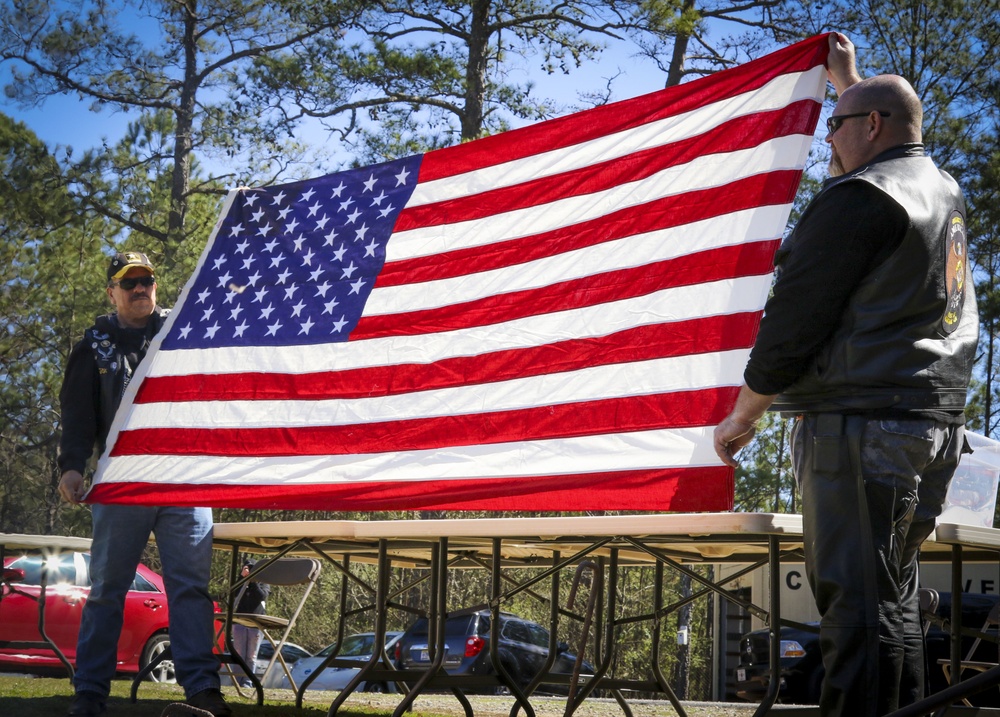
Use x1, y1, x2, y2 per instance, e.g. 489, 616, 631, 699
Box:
73, 504, 219, 699
792, 414, 964, 717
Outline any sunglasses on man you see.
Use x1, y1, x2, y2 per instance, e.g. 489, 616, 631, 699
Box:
826, 110, 891, 135
112, 276, 156, 290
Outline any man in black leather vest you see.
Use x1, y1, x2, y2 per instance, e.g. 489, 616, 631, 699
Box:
714, 34, 979, 717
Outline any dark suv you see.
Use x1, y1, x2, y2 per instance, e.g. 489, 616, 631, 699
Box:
735, 592, 1000, 706
394, 608, 593, 694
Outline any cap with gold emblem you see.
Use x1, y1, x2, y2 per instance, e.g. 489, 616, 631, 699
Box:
107, 252, 155, 282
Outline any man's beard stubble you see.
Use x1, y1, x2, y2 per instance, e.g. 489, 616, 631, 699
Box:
828, 148, 845, 177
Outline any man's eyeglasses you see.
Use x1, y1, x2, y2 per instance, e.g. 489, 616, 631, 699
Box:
112, 276, 156, 290
826, 111, 891, 135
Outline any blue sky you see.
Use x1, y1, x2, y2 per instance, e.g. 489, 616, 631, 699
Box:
4, 91, 133, 153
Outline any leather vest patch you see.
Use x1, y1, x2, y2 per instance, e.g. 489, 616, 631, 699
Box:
942, 210, 967, 334
87, 328, 119, 372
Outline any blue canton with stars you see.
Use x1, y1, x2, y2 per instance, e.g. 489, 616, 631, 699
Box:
162, 154, 423, 350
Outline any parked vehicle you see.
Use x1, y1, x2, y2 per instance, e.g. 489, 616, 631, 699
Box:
282, 631, 403, 692
735, 592, 1000, 706
0, 551, 175, 681
248, 641, 312, 688
394, 609, 594, 695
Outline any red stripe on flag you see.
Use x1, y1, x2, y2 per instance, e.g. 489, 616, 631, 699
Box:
415, 34, 829, 183
397, 102, 819, 232
378, 171, 801, 288
86, 465, 735, 512
355, 240, 779, 340
136, 313, 760, 403
112, 386, 739, 457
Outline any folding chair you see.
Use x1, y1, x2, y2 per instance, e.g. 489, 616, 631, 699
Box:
220, 556, 322, 695
939, 599, 1000, 706
920, 587, 940, 635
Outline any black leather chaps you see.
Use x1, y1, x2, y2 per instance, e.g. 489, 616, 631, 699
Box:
792, 413, 963, 717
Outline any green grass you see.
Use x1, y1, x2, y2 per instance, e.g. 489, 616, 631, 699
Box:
0, 674, 756, 717
0, 676, 400, 717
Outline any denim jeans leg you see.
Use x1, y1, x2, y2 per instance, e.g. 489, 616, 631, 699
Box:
74, 504, 157, 697
153, 506, 219, 699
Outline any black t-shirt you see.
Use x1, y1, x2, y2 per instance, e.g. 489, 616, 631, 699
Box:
118, 325, 153, 374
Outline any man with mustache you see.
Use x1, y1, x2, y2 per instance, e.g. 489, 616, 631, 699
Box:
58, 252, 231, 717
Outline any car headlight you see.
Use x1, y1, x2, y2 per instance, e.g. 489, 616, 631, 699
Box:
779, 640, 807, 658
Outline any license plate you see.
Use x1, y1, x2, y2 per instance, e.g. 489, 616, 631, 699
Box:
419, 649, 429, 661
736, 668, 746, 682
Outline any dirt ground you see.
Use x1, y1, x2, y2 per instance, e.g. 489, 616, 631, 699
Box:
288, 690, 778, 717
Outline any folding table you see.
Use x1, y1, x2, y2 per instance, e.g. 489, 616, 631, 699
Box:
210, 512, 806, 717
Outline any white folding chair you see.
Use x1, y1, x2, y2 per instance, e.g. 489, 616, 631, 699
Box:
220, 556, 322, 694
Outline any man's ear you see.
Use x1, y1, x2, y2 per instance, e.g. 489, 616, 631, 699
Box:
868, 112, 887, 141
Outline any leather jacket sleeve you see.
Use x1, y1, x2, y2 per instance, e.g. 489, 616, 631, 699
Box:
57, 337, 103, 475
744, 180, 907, 395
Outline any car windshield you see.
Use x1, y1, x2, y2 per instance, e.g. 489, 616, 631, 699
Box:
8, 554, 81, 586
316, 632, 397, 658
319, 634, 374, 658
258, 643, 309, 660
406, 614, 488, 638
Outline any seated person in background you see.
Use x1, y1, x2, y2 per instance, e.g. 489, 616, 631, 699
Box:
232, 559, 271, 688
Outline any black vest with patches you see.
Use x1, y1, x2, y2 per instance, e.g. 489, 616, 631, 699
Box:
85, 307, 170, 450
772, 155, 979, 414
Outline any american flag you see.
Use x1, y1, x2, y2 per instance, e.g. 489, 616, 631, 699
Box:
88, 34, 830, 511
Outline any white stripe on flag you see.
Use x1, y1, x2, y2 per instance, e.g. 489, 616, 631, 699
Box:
140, 275, 771, 377
118, 349, 751, 429
96, 426, 722, 485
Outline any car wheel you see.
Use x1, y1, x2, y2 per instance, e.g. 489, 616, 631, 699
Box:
364, 682, 387, 693
141, 633, 176, 683
491, 658, 518, 695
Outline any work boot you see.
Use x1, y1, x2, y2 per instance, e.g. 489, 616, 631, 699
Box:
66, 691, 106, 717
187, 688, 233, 717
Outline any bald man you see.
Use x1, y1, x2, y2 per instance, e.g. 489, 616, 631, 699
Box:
714, 35, 979, 717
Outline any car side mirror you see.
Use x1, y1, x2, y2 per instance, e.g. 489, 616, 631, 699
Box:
557, 641, 569, 653
2, 567, 25, 584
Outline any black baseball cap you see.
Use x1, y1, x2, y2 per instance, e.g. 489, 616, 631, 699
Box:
107, 252, 155, 282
